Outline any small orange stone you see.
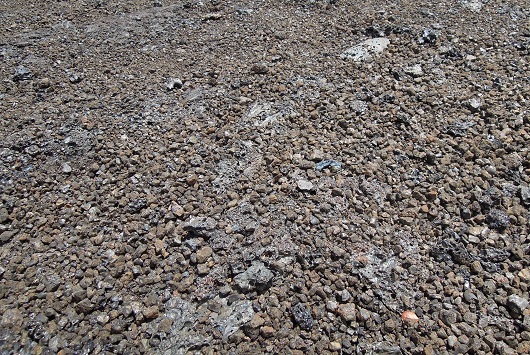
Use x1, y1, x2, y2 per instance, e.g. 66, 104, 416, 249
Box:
401, 310, 419, 323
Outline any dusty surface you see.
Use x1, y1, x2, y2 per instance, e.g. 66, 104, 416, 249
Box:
1, 0, 530, 354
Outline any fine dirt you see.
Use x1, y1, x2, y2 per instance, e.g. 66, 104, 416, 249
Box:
1, 0, 529, 354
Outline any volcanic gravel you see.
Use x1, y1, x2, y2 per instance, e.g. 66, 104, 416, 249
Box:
1, 0, 530, 354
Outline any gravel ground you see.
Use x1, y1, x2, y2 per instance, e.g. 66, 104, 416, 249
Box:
1, 0, 529, 354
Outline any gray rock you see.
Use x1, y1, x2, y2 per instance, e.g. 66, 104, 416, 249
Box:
167, 77, 183, 90
338, 289, 352, 302
234, 260, 274, 292
356, 340, 402, 354
76, 299, 95, 314
159, 297, 211, 353
350, 99, 368, 114
440, 310, 458, 326
461, 0, 483, 13
0, 230, 18, 243
61, 163, 72, 174
297, 180, 314, 191
69, 73, 82, 83
487, 209, 510, 230
447, 335, 458, 348
44, 273, 62, 292
13, 65, 32, 81
196, 246, 213, 263
507, 294, 529, 317
1, 308, 24, 329
418, 29, 437, 44
468, 97, 482, 112
403, 64, 423, 77
236, 8, 254, 15
183, 217, 218, 238
315, 160, 342, 171
291, 303, 314, 330
127, 198, 147, 213
71, 286, 86, 303
216, 300, 255, 340
337, 303, 356, 322
0, 208, 8, 223
341, 38, 390, 62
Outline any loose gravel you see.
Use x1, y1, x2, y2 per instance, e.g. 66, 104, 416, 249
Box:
1, 0, 529, 354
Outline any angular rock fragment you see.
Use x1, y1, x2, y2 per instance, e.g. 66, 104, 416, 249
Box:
0, 230, 18, 243
486, 209, 510, 230
297, 179, 314, 191
216, 300, 255, 340
356, 340, 402, 355
61, 163, 72, 174
0, 208, 9, 223
337, 303, 356, 322
13, 66, 32, 81
460, 0, 483, 13
196, 246, 213, 263
166, 77, 183, 90
403, 64, 423, 77
507, 295, 529, 317
315, 160, 342, 171
76, 299, 95, 314
250, 63, 269, 74
418, 29, 437, 44
291, 303, 314, 330
234, 261, 274, 292
183, 217, 218, 238
158, 297, 211, 353
127, 198, 147, 213
341, 38, 390, 62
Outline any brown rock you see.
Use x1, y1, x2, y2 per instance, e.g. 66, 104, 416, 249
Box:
329, 341, 342, 351
260, 325, 275, 338
158, 317, 173, 333
0, 208, 8, 223
249, 314, 266, 329
0, 230, 18, 243
518, 268, 530, 282
518, 341, 530, 354
76, 299, 95, 314
337, 304, 356, 322
1, 308, 23, 329
143, 306, 159, 319
251, 63, 269, 74
196, 246, 213, 264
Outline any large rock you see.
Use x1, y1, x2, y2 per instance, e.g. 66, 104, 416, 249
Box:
461, 0, 483, 13
507, 295, 529, 317
234, 261, 274, 292
183, 217, 218, 238
216, 300, 255, 340
341, 38, 390, 62
291, 303, 314, 330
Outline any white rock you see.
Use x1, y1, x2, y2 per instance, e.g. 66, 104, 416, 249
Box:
61, 163, 72, 174
166, 77, 183, 90
404, 64, 423, 77
461, 0, 482, 13
297, 180, 314, 191
341, 38, 390, 62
